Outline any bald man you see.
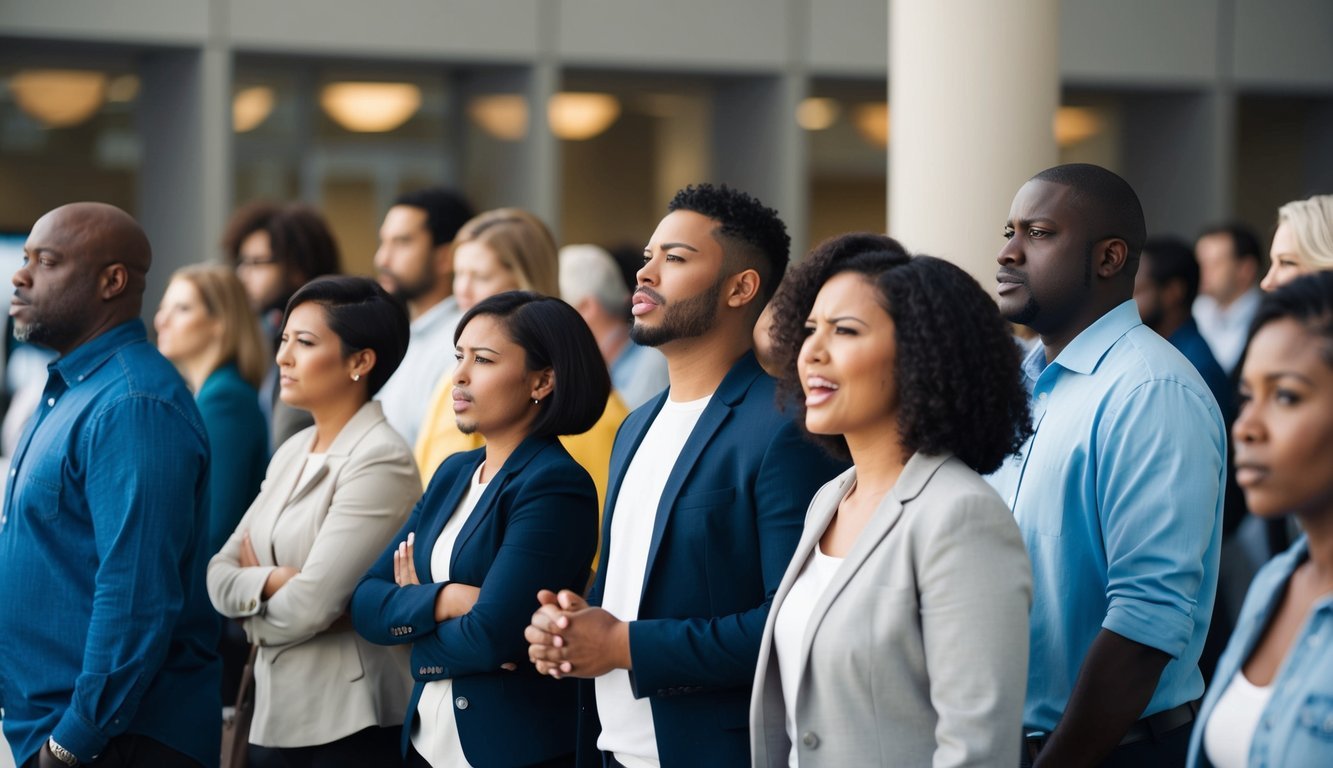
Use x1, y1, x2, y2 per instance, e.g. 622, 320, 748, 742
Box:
0, 204, 220, 767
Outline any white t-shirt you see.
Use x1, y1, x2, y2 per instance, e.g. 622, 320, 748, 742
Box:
773, 544, 843, 768
595, 394, 711, 768
412, 463, 489, 768
1203, 669, 1274, 768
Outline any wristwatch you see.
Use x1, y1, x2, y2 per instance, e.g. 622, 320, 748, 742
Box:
47, 737, 79, 766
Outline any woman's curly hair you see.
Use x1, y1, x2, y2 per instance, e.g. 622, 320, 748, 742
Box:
769, 233, 1032, 474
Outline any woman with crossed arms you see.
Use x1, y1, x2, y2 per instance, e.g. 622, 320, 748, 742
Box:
208, 276, 421, 767
352, 291, 607, 767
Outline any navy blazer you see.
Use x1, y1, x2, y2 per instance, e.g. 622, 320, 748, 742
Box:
351, 435, 598, 767
578, 352, 845, 767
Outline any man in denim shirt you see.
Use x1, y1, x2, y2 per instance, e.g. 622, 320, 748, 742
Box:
0, 203, 219, 767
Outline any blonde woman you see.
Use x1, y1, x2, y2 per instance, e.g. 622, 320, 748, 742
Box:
1261, 194, 1333, 291
413, 208, 627, 517
155, 263, 269, 555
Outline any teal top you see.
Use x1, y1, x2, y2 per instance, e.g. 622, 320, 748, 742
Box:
198, 362, 268, 556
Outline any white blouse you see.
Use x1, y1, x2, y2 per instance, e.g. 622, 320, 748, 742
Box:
1203, 669, 1274, 768
772, 544, 844, 768
412, 464, 489, 768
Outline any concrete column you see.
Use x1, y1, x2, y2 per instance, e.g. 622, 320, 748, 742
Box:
888, 0, 1059, 287
136, 42, 232, 323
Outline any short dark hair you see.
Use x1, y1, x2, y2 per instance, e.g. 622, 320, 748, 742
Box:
222, 201, 342, 282
771, 233, 1032, 474
283, 276, 410, 397
1248, 271, 1333, 367
1198, 222, 1263, 266
393, 187, 476, 248
668, 183, 791, 305
1031, 163, 1147, 268
454, 291, 610, 439
1142, 236, 1201, 306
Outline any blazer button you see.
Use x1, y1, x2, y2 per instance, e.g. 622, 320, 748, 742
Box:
418, 666, 427, 675
802, 732, 819, 749
455, 696, 469, 710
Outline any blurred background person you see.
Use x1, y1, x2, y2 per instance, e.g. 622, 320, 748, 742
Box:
353, 291, 606, 768
414, 209, 627, 514
1192, 224, 1264, 375
558, 243, 668, 410
751, 235, 1032, 766
154, 263, 271, 703
207, 276, 420, 768
222, 201, 342, 449
1261, 194, 1333, 291
1136, 237, 1233, 417
374, 187, 475, 446
1188, 272, 1333, 768
155, 263, 270, 556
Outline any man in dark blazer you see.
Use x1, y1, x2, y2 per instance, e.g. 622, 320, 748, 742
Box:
526, 184, 843, 767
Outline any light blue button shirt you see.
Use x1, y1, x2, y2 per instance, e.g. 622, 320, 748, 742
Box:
988, 300, 1226, 732
1188, 537, 1333, 767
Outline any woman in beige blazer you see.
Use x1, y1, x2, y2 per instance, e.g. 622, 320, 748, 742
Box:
751, 235, 1034, 767
208, 276, 422, 768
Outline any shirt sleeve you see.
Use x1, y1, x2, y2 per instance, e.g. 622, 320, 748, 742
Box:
1096, 378, 1226, 658
243, 444, 421, 648
51, 396, 209, 761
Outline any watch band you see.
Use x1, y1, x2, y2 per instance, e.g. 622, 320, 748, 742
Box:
47, 737, 79, 766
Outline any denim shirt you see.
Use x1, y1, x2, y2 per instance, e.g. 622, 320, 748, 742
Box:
1188, 537, 1333, 767
0, 320, 220, 766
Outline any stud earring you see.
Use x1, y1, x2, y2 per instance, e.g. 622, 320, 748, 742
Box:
352, 373, 361, 382
532, 397, 540, 404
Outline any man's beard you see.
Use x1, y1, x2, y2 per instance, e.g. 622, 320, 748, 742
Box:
629, 277, 723, 347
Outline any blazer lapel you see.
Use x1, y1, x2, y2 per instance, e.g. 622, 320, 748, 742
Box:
415, 451, 483, 577
590, 394, 665, 602
798, 453, 952, 658
638, 353, 762, 605
451, 435, 557, 563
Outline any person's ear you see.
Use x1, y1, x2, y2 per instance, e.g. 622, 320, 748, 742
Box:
99, 263, 129, 300
725, 268, 762, 308
1095, 238, 1130, 279
530, 367, 555, 402
347, 348, 376, 383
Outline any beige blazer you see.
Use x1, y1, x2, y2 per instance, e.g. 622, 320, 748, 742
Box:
207, 400, 422, 748
750, 452, 1031, 768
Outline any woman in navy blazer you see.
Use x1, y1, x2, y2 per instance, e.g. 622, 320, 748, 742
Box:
352, 291, 609, 767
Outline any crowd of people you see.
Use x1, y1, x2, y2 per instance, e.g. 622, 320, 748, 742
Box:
0, 168, 1330, 768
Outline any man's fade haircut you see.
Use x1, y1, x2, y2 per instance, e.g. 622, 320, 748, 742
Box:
1031, 163, 1147, 273
1197, 222, 1263, 267
667, 183, 791, 305
393, 187, 476, 248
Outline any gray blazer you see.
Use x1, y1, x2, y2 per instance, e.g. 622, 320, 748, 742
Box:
207, 400, 422, 748
750, 453, 1031, 767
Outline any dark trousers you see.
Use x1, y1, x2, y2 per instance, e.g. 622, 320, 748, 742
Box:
406, 744, 574, 767
23, 734, 201, 768
1020, 720, 1192, 768
248, 726, 402, 768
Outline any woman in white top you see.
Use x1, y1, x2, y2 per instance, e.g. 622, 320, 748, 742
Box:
750, 234, 1033, 767
1187, 272, 1333, 767
352, 291, 608, 767
207, 276, 422, 767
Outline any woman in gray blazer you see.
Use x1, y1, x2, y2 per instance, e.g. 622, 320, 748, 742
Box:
751, 235, 1034, 767
208, 277, 422, 767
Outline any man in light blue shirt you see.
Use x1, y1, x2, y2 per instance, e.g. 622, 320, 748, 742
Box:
990, 164, 1226, 767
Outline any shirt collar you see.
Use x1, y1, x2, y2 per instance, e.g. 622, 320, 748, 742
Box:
50, 319, 147, 388
412, 296, 459, 333
1046, 299, 1142, 377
